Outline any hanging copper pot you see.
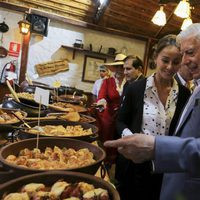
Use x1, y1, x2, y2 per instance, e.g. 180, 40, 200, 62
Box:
0, 46, 8, 58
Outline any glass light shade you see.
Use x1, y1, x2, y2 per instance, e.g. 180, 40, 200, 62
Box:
181, 17, 193, 30
151, 6, 166, 26
18, 19, 31, 34
100, 0, 105, 4
174, 0, 190, 18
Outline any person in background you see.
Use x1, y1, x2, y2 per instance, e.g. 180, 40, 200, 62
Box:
92, 65, 110, 98
114, 35, 191, 200
104, 23, 200, 200
91, 65, 110, 136
174, 63, 193, 90
122, 55, 145, 97
114, 54, 145, 190
96, 53, 126, 165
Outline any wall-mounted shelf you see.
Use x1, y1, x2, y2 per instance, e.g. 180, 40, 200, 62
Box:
61, 45, 115, 60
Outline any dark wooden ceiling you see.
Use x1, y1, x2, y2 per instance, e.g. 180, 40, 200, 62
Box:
0, 0, 200, 40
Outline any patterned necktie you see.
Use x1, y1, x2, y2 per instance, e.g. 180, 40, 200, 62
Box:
185, 81, 190, 89
190, 80, 199, 92
185, 81, 196, 92
190, 83, 195, 92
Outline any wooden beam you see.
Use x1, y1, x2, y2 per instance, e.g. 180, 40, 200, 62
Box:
0, 1, 150, 41
159, 0, 200, 6
19, 32, 31, 84
30, 8, 149, 41
19, 0, 94, 18
155, 7, 176, 38
159, 0, 179, 4
112, 0, 159, 8
104, 13, 156, 33
0, 2, 28, 12
45, 0, 95, 10
143, 38, 151, 76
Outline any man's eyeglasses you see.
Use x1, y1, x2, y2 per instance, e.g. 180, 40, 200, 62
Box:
100, 70, 106, 72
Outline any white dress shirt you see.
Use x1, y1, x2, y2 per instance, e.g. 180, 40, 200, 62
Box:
92, 78, 104, 96
176, 72, 187, 86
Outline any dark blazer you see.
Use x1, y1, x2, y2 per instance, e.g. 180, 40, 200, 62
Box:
156, 87, 200, 200
174, 73, 184, 86
121, 74, 145, 100
115, 78, 191, 200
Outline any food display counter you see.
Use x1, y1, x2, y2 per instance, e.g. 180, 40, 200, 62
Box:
0, 82, 118, 199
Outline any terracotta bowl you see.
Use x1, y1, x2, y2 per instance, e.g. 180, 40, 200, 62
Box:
2, 98, 47, 117
0, 108, 27, 134
0, 171, 120, 200
18, 119, 99, 142
0, 137, 106, 176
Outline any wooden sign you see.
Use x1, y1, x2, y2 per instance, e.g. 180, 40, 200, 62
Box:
35, 59, 69, 77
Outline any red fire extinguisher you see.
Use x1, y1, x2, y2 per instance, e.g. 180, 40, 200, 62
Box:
0, 60, 17, 85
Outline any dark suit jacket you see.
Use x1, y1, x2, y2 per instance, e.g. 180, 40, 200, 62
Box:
174, 73, 184, 86
156, 87, 200, 200
121, 74, 145, 100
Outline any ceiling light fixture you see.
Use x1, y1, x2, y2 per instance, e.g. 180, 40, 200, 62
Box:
174, 0, 190, 18
180, 4, 193, 30
151, 6, 166, 26
181, 11, 193, 30
99, 0, 106, 5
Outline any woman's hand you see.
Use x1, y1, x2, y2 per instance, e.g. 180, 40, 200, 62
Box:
92, 98, 107, 112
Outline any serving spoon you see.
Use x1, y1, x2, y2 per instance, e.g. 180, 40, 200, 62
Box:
11, 111, 44, 132
6, 80, 20, 103
11, 111, 31, 129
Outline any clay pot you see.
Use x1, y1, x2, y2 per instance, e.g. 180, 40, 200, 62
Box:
2, 98, 47, 117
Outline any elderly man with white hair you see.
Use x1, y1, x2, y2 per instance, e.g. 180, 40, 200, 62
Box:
105, 23, 200, 200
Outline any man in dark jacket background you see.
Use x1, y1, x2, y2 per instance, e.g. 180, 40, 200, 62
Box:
122, 55, 145, 98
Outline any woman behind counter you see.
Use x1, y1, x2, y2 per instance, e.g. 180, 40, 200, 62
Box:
115, 35, 191, 200
96, 53, 126, 165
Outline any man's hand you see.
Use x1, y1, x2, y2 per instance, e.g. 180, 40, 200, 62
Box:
104, 134, 155, 163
